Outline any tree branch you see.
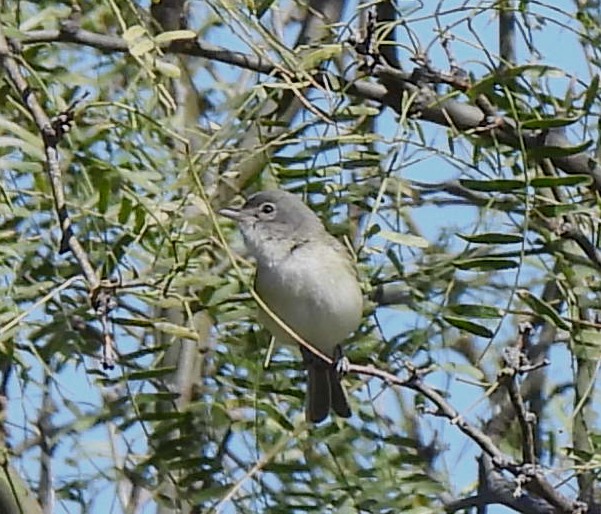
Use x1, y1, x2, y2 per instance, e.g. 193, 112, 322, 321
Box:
0, 27, 122, 367
347, 361, 584, 513
445, 455, 555, 513
0, 28, 99, 292
17, 27, 601, 192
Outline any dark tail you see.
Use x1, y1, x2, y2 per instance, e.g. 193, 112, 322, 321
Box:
302, 347, 351, 423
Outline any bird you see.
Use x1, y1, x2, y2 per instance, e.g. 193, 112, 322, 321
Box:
220, 190, 363, 423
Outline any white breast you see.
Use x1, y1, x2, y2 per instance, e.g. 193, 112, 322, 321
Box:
255, 241, 363, 356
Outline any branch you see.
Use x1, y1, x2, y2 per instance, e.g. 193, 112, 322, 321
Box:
0, 27, 120, 367
150, 0, 187, 31
217, 215, 578, 511
347, 361, 584, 513
0, 29, 99, 291
37, 372, 54, 512
445, 455, 555, 513
499, 0, 517, 70
17, 27, 601, 192
556, 221, 601, 272
499, 323, 538, 465
0, 459, 44, 514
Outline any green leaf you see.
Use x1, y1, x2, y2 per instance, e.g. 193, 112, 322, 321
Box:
379, 230, 429, 248
118, 196, 133, 225
521, 117, 580, 129
137, 411, 188, 421
572, 330, 601, 360
129, 39, 154, 57
127, 367, 177, 381
255, 0, 278, 17
530, 175, 592, 188
299, 44, 342, 70
457, 232, 523, 244
447, 304, 503, 318
0, 117, 44, 148
454, 258, 519, 271
341, 151, 382, 168
154, 322, 199, 340
119, 168, 162, 194
469, 65, 564, 97
536, 203, 587, 217
443, 316, 493, 338
123, 25, 146, 42
335, 105, 380, 119
583, 75, 599, 112
254, 402, 295, 431
574, 330, 601, 361
527, 140, 593, 160
97, 178, 110, 214
0, 136, 45, 160
154, 60, 181, 78
459, 179, 525, 192
132, 392, 181, 403
577, 329, 601, 346
71, 414, 98, 433
154, 30, 197, 44
517, 290, 570, 330
0, 159, 43, 173
261, 81, 311, 90
439, 362, 485, 381
187, 486, 232, 504
207, 282, 241, 306
113, 316, 154, 328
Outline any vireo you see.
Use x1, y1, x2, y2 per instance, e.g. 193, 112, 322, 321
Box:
220, 190, 363, 423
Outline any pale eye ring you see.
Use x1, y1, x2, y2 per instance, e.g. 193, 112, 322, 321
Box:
260, 203, 275, 214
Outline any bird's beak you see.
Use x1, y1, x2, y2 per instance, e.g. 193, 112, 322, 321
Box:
219, 207, 242, 221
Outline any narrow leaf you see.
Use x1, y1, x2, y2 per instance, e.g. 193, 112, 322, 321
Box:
537, 203, 586, 217
118, 196, 133, 225
517, 290, 570, 330
123, 25, 146, 42
521, 117, 580, 129
154, 30, 197, 44
530, 175, 592, 188
154, 322, 199, 340
97, 178, 110, 214
583, 75, 600, 112
154, 60, 181, 78
454, 258, 519, 271
443, 316, 493, 338
379, 230, 428, 248
127, 367, 177, 381
299, 44, 342, 70
459, 179, 525, 192
458, 233, 523, 244
447, 304, 503, 318
129, 39, 154, 57
527, 140, 593, 160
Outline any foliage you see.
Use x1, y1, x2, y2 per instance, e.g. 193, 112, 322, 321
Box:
0, 0, 599, 513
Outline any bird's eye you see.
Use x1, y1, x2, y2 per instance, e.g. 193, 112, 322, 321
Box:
260, 203, 275, 215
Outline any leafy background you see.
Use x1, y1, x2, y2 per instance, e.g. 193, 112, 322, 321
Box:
0, 0, 600, 513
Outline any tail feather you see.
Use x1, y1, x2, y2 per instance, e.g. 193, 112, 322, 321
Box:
301, 346, 351, 423
306, 364, 331, 423
329, 366, 351, 418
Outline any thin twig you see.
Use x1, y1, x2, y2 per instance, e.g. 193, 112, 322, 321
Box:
0, 27, 99, 292
348, 360, 580, 513
16, 27, 601, 191
502, 324, 538, 464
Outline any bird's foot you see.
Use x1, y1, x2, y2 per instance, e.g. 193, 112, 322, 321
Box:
333, 344, 350, 376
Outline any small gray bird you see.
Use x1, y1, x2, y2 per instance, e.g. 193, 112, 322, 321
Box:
220, 190, 363, 423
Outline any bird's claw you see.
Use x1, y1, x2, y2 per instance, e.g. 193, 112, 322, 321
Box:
333, 344, 350, 376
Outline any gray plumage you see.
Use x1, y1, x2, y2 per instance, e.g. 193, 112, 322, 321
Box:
221, 190, 363, 422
